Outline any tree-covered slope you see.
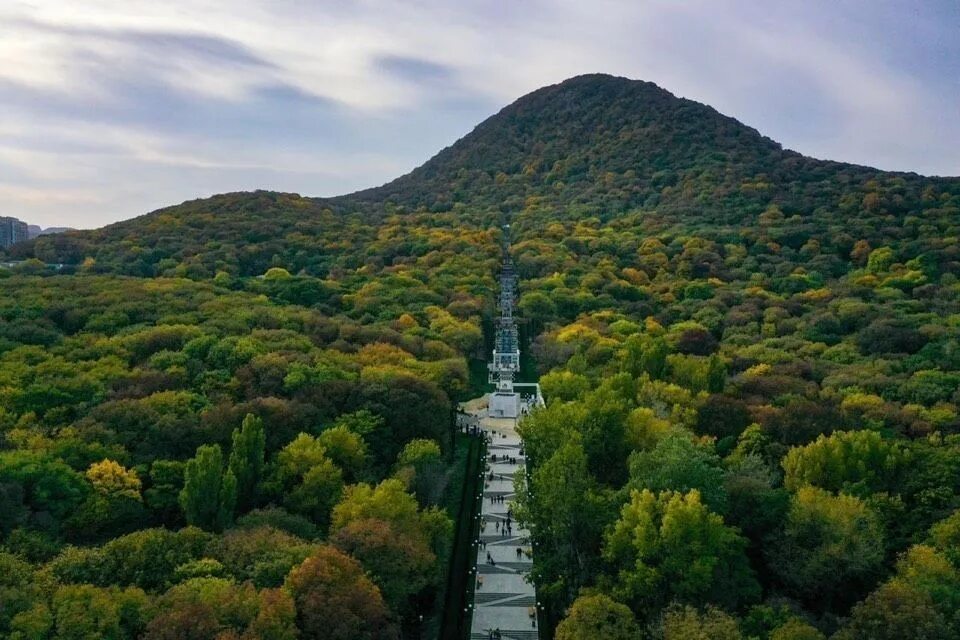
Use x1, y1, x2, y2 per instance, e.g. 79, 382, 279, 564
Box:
12, 74, 960, 280
348, 72, 791, 214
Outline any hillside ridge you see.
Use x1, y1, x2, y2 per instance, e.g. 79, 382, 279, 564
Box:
7, 73, 960, 276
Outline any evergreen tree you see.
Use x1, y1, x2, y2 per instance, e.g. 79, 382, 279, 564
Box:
179, 445, 234, 532
642, 337, 669, 379
707, 353, 727, 393
217, 469, 238, 532
228, 414, 265, 512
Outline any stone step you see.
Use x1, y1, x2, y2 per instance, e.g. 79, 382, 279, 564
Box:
486, 596, 536, 608
474, 592, 520, 604
471, 631, 539, 640
474, 592, 534, 605
477, 562, 531, 574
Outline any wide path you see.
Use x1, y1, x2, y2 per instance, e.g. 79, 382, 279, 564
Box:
465, 399, 539, 640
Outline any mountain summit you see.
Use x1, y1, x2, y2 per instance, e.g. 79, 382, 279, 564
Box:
347, 73, 790, 212
340, 73, 955, 229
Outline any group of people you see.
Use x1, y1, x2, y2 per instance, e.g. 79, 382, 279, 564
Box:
455, 407, 482, 435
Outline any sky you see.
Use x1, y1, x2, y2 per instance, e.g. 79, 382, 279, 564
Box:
1, 1, 958, 229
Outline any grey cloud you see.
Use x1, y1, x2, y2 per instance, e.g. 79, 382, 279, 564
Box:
10, 16, 274, 69
376, 55, 455, 83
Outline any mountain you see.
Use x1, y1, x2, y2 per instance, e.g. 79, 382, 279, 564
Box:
27, 225, 75, 239
8, 73, 960, 280
346, 73, 791, 212
346, 73, 955, 220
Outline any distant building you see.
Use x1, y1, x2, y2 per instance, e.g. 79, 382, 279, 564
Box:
0, 217, 29, 248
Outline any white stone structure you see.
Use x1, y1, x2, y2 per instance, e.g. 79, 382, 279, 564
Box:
488, 250, 522, 418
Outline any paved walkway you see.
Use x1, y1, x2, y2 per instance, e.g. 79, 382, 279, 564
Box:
465, 396, 539, 640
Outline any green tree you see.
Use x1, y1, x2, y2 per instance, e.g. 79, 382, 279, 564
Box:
519, 291, 556, 333
285, 459, 343, 529
330, 478, 451, 562
782, 430, 908, 495
866, 246, 895, 274
144, 460, 185, 526
228, 413, 266, 512
144, 579, 244, 637
929, 509, 960, 567
66, 459, 147, 542
767, 487, 884, 610
770, 619, 824, 640
268, 433, 328, 491
642, 337, 669, 379
834, 580, 948, 640
661, 605, 742, 640
604, 489, 758, 614
394, 438, 443, 504
0, 552, 44, 636
317, 426, 368, 481
263, 267, 292, 280
539, 370, 591, 402
395, 439, 441, 469
577, 381, 632, 485
554, 593, 640, 640
707, 353, 726, 393
9, 603, 53, 640
514, 437, 606, 613
723, 454, 790, 545
218, 468, 238, 531
881, 545, 960, 634
180, 444, 236, 532
0, 450, 88, 532
49, 526, 212, 591
52, 584, 148, 640
209, 525, 317, 588
628, 431, 727, 513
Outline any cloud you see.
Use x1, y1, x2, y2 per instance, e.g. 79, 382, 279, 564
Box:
376, 55, 455, 83
0, 0, 957, 228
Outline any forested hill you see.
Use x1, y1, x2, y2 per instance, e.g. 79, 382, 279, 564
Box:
4, 74, 960, 639
10, 73, 960, 279
345, 72, 792, 212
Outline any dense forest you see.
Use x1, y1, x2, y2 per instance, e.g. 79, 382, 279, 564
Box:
3, 74, 960, 639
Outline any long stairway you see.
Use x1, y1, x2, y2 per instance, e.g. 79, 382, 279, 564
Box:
469, 432, 538, 640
